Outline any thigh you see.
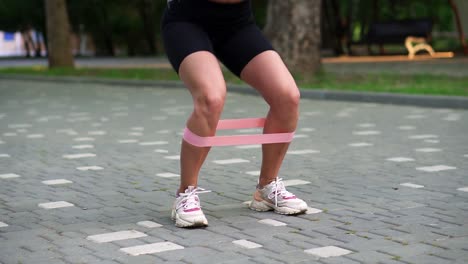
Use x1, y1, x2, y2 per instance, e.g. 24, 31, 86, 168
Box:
162, 21, 214, 74
214, 24, 274, 77
240, 50, 299, 106
179, 51, 226, 99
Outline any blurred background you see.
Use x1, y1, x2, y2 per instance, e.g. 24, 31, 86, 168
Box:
0, 0, 466, 59
0, 0, 467, 97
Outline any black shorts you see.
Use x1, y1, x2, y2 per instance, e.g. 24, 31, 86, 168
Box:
161, 0, 274, 77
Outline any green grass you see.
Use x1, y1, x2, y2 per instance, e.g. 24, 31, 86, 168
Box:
1, 66, 467, 96
300, 71, 468, 96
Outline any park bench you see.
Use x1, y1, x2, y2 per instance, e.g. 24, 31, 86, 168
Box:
351, 18, 435, 58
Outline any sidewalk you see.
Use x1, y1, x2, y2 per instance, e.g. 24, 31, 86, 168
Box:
1, 56, 467, 77
0, 79, 467, 263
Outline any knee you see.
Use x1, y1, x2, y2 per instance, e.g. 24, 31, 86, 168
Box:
286, 87, 301, 109
193, 91, 226, 118
272, 83, 301, 114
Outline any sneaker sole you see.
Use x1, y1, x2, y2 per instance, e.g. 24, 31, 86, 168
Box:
172, 210, 208, 228
249, 200, 307, 215
249, 200, 273, 212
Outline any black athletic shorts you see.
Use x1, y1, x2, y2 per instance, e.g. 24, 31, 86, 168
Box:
161, 0, 274, 77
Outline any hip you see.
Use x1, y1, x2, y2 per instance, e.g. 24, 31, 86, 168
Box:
162, 0, 254, 30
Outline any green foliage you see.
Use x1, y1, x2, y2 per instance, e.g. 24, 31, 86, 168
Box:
67, 0, 167, 56
0, 0, 45, 31
251, 0, 268, 28
338, 0, 456, 42
0, 0, 460, 55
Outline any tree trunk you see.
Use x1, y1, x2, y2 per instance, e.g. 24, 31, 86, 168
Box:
264, 0, 322, 75
45, 0, 74, 68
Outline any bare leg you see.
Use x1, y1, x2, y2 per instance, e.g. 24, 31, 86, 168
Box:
177, 51, 227, 194
240, 51, 300, 188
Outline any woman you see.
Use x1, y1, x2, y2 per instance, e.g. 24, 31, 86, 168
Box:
162, 0, 308, 228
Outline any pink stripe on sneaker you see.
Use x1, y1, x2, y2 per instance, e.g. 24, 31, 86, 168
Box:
184, 207, 201, 213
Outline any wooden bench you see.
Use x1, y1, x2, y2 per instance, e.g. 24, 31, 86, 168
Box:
350, 19, 435, 58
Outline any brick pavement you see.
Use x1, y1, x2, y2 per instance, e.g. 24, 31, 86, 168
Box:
0, 79, 467, 263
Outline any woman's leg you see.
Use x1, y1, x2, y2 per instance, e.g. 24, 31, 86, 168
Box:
239, 50, 307, 214
178, 51, 227, 194
240, 50, 300, 187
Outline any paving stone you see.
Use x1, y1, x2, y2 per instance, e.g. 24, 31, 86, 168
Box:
353, 130, 381, 135
86, 230, 147, 243
319, 256, 362, 264
416, 165, 457, 172
376, 242, 441, 259
1, 79, 467, 264
287, 149, 320, 155
250, 255, 287, 264
38, 201, 75, 209
153, 246, 222, 262
120, 241, 184, 256
72, 144, 94, 149
348, 142, 373, 147
76, 166, 104, 171
164, 155, 180, 160
213, 158, 250, 164
415, 148, 442, 152
156, 172, 179, 178
304, 246, 353, 258
400, 182, 424, 188
139, 141, 168, 146
137, 221, 162, 228
42, 179, 73, 185
305, 207, 323, 214
387, 157, 415, 162
0, 173, 21, 179
62, 254, 104, 264
404, 254, 457, 264
232, 239, 263, 249
258, 219, 287, 227
63, 153, 97, 159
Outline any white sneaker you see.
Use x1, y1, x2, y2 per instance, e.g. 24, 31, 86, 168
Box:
171, 186, 210, 227
249, 178, 308, 215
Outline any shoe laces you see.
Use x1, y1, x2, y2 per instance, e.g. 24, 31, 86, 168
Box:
267, 178, 294, 207
177, 187, 211, 211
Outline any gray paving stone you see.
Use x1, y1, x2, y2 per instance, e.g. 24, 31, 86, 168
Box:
154, 246, 221, 262
173, 228, 236, 247
250, 255, 291, 264
318, 256, 361, 264
376, 242, 443, 260
62, 253, 105, 264
1, 79, 467, 263
0, 247, 41, 264
404, 254, 457, 264
89, 261, 121, 264
344, 250, 394, 263
185, 251, 251, 264
19, 257, 67, 264
82, 240, 121, 256
110, 254, 164, 264
235, 247, 284, 261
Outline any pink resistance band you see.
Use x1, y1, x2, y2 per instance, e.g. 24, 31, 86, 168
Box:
183, 118, 295, 147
